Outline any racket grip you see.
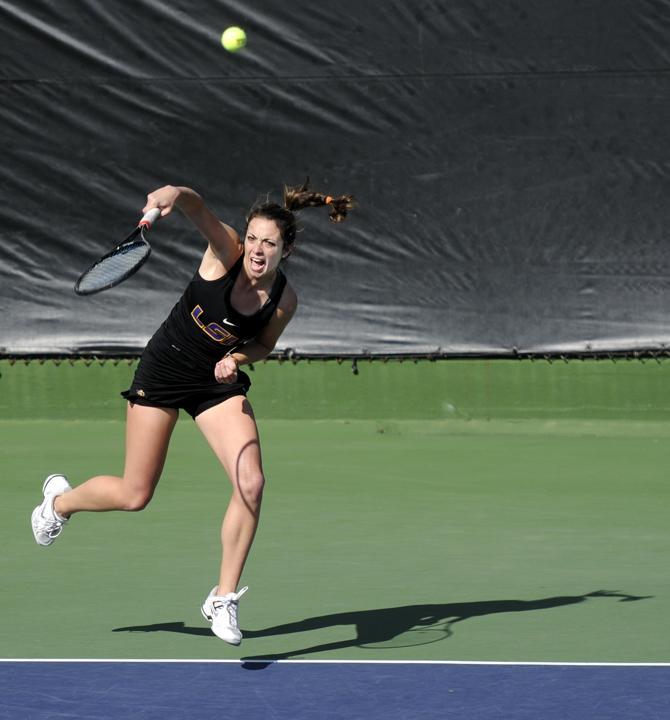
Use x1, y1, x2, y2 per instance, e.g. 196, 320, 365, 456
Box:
139, 208, 162, 228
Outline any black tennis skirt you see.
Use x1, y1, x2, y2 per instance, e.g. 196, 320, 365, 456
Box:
121, 341, 250, 419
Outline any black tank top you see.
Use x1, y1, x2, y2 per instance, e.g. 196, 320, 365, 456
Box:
147, 254, 287, 367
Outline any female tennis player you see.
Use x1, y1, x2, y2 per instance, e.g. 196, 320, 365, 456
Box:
31, 181, 354, 645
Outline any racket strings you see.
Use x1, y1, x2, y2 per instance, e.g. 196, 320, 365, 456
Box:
76, 241, 150, 293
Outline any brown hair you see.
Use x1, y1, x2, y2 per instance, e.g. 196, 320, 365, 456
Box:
283, 178, 355, 224
245, 178, 355, 250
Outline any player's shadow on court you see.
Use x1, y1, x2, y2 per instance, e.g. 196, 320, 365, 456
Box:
113, 622, 212, 636
113, 590, 650, 660
239, 590, 650, 662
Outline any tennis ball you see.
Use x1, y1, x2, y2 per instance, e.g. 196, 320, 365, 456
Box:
221, 26, 247, 53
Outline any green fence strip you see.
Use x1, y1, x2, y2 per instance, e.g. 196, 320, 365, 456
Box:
2, 358, 670, 420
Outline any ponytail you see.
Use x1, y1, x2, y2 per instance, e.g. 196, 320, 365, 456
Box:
283, 178, 355, 223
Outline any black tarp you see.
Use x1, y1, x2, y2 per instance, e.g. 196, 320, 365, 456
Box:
2, 1, 670, 356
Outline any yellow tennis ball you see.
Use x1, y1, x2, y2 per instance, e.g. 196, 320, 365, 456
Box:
221, 26, 247, 52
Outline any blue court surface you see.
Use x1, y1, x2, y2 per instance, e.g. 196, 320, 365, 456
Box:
1, 660, 668, 720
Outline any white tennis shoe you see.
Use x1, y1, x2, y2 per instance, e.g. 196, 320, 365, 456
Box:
201, 586, 248, 645
31, 474, 72, 546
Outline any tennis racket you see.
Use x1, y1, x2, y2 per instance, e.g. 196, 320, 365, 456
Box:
74, 208, 161, 295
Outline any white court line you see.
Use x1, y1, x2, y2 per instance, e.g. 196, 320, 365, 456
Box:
1, 659, 669, 667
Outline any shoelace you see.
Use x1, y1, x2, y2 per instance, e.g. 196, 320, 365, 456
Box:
39, 507, 65, 538
211, 586, 248, 626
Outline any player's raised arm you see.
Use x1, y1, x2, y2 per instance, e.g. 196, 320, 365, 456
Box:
143, 185, 241, 267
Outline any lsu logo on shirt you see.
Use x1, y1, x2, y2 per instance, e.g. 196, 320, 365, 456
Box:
191, 305, 239, 344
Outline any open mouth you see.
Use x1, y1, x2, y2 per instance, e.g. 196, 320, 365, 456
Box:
249, 256, 265, 271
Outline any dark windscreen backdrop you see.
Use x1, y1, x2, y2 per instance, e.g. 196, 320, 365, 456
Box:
2, 1, 669, 357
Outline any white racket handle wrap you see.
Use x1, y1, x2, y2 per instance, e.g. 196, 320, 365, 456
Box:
139, 207, 162, 228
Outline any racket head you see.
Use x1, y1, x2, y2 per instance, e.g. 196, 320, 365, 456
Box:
74, 228, 151, 296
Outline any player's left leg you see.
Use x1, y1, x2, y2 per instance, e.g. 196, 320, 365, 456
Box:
195, 394, 265, 643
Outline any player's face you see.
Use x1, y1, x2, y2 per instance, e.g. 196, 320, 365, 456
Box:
244, 217, 285, 279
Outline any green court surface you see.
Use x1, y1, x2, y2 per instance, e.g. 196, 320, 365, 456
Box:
1, 360, 669, 661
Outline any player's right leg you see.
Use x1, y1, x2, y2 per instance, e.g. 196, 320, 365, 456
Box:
31, 403, 178, 546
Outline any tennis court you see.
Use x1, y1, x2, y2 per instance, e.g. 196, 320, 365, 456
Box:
2, 359, 669, 716
4, 1, 670, 716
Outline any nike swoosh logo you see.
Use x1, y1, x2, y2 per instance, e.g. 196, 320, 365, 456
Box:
222, 318, 237, 327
